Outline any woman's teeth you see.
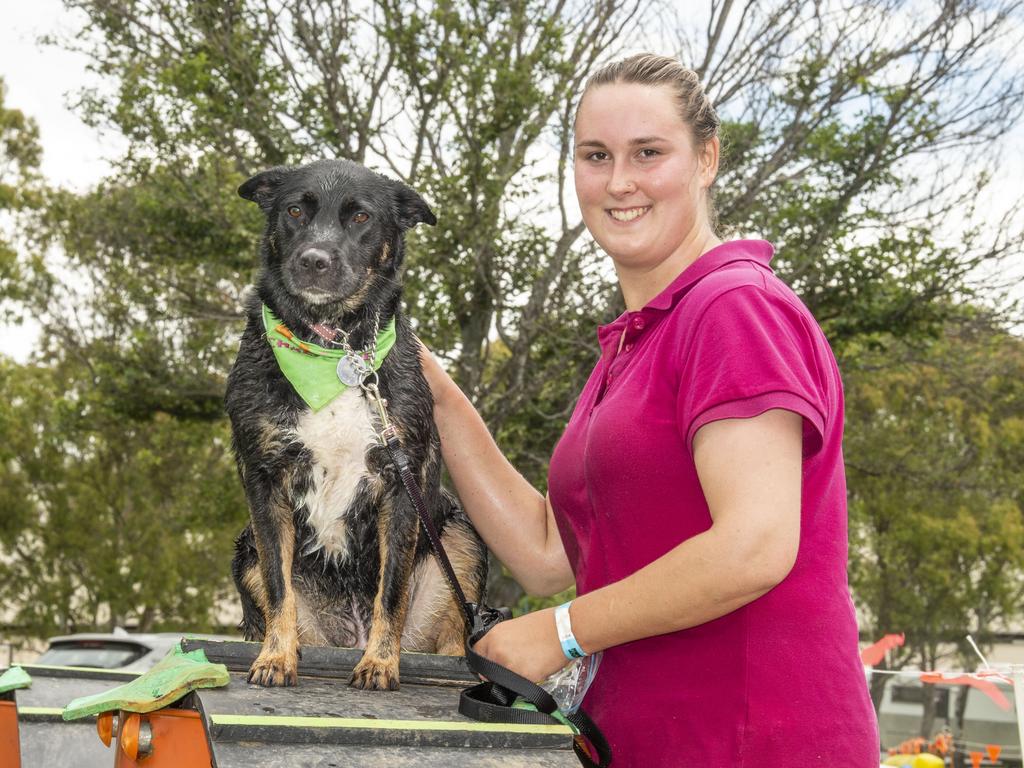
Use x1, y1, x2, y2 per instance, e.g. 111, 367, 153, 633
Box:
609, 206, 650, 222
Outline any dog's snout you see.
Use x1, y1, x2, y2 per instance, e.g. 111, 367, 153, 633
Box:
284, 239, 356, 301
298, 248, 332, 273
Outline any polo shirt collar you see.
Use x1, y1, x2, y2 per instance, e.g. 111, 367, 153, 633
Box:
597, 239, 775, 347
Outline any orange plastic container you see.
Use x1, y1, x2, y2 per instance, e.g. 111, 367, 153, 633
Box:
108, 708, 210, 768
0, 698, 20, 768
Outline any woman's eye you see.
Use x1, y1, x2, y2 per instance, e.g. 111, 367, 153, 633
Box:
352, 211, 370, 224
638, 148, 660, 159
287, 205, 302, 218
587, 151, 608, 162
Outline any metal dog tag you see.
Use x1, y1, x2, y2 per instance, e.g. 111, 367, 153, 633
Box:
337, 354, 371, 386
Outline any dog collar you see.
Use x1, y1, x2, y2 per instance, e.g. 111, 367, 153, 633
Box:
262, 304, 397, 411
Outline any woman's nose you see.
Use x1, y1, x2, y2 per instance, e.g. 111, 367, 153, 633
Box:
607, 162, 637, 197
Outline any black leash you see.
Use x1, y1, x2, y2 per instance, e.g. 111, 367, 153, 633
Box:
376, 417, 612, 767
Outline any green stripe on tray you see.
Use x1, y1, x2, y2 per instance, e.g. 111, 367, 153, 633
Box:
210, 713, 572, 735
24, 664, 139, 676
18, 707, 66, 716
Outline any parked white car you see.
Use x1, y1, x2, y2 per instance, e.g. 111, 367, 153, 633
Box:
34, 629, 235, 672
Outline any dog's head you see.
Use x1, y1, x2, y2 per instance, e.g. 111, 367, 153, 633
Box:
239, 159, 435, 317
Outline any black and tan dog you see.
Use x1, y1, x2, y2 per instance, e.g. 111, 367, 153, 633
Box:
226, 159, 487, 690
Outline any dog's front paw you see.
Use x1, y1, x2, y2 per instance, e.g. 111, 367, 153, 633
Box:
349, 655, 400, 691
248, 650, 299, 687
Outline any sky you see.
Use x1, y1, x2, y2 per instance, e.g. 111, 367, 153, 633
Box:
2, 1, 1022, 362
1, 1, 123, 190
0, 0, 127, 362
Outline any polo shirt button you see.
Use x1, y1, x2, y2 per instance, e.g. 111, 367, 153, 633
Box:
632, 317, 645, 330
624, 343, 633, 352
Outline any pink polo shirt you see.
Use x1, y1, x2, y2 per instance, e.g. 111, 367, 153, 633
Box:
547, 240, 878, 766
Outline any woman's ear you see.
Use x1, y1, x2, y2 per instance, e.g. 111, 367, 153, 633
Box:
699, 136, 720, 189
239, 166, 293, 211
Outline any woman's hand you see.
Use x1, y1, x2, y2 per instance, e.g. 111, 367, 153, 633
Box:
473, 607, 569, 684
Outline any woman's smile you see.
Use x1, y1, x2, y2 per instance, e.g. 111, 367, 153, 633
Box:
607, 205, 652, 223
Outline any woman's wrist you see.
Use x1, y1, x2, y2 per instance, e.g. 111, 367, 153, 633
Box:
565, 589, 618, 657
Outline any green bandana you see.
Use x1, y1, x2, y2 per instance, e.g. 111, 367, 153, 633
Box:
262, 304, 397, 411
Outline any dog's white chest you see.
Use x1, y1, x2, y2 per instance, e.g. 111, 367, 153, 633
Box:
294, 387, 377, 561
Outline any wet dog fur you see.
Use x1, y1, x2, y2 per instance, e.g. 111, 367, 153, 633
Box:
227, 159, 487, 690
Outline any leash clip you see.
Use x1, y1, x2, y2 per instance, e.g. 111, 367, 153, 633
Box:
360, 379, 394, 440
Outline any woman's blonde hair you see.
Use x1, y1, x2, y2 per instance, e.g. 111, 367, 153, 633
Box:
577, 53, 720, 146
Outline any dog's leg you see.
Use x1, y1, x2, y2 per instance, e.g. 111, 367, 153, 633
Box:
232, 526, 267, 641
431, 515, 487, 656
402, 511, 487, 656
244, 478, 301, 687
349, 490, 419, 691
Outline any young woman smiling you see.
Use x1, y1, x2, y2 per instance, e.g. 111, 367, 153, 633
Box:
420, 54, 879, 765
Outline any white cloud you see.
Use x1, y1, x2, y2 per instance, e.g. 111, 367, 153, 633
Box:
0, 0, 125, 190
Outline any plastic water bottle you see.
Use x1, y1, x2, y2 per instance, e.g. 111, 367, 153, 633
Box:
540, 651, 602, 714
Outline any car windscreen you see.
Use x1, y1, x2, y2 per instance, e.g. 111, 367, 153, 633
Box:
35, 640, 149, 669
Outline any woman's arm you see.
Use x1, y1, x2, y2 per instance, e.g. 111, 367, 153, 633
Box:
474, 408, 803, 681
419, 343, 574, 596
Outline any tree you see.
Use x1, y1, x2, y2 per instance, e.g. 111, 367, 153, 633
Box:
44, 0, 1022, 461
4, 0, 1021, 621
845, 316, 1024, 738
0, 76, 46, 321
0, 89, 249, 638
32, 0, 646, 608
0, 356, 247, 638
676, 0, 1024, 348
41, 0, 646, 476
40, 155, 256, 421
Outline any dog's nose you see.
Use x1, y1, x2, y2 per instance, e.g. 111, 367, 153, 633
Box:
298, 248, 332, 273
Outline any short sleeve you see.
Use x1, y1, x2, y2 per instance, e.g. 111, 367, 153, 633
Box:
676, 285, 828, 458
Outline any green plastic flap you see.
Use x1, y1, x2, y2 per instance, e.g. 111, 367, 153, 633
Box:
512, 698, 577, 733
63, 645, 229, 720
0, 666, 32, 694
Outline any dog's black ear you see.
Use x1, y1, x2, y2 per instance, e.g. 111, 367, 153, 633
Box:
394, 183, 437, 230
239, 166, 292, 211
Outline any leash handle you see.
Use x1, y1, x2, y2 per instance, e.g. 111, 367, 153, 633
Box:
462, 621, 612, 768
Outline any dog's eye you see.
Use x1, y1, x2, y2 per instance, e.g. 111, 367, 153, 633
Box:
352, 211, 370, 224
287, 206, 303, 218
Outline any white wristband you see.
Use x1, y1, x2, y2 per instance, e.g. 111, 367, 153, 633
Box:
554, 601, 587, 660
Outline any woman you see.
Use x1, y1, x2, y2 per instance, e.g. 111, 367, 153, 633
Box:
419, 54, 879, 765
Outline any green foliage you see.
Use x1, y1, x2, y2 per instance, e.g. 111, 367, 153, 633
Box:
2, 0, 643, 633
0, 358, 247, 635
71, 1, 296, 164
2, 0, 1023, 632
0, 82, 250, 635
516, 585, 575, 618
704, 2, 1023, 351
40, 155, 256, 420
0, 78, 46, 319
845, 319, 1024, 712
